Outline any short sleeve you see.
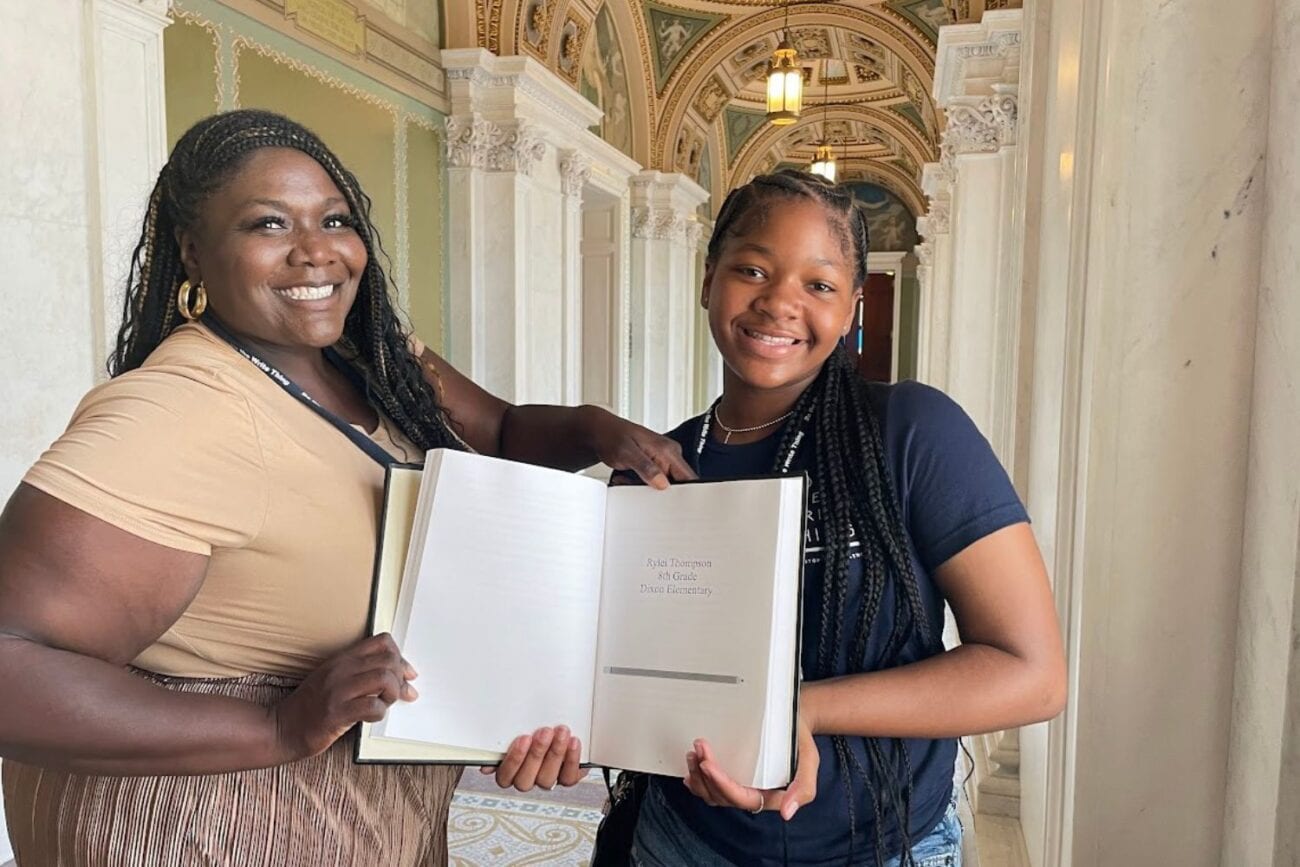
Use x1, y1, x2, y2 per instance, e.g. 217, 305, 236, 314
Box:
883, 382, 1029, 572
22, 365, 268, 555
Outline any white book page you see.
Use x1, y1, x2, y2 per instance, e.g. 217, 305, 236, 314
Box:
590, 479, 792, 785
380, 451, 607, 755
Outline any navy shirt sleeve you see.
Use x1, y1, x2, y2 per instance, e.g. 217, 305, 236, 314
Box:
882, 381, 1029, 573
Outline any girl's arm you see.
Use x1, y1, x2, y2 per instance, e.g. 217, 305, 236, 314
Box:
801, 521, 1066, 739
686, 522, 1065, 819
416, 346, 696, 488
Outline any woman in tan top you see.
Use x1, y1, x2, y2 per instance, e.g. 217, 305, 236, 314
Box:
0, 109, 694, 866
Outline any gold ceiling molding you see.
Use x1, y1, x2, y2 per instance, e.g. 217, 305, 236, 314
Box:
652, 3, 937, 172
476, 0, 504, 53
730, 102, 931, 192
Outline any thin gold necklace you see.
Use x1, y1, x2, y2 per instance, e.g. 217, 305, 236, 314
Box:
712, 405, 795, 444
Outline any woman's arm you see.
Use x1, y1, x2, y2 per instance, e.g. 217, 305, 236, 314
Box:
800, 522, 1067, 739
416, 347, 696, 488
0, 485, 412, 775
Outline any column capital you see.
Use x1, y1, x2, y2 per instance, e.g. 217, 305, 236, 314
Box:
940, 86, 1019, 161
629, 171, 709, 244
445, 114, 547, 176
559, 149, 592, 197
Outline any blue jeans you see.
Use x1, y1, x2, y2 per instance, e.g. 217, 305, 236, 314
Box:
631, 782, 963, 867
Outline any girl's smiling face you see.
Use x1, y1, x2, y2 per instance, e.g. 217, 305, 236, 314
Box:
702, 197, 862, 403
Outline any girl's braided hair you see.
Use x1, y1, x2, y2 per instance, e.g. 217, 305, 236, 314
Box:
708, 170, 943, 865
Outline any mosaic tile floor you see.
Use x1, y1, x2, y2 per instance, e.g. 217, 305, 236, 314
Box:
448, 769, 608, 866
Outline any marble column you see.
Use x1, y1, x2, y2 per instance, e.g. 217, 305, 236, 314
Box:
441, 49, 642, 406
627, 171, 709, 432
916, 166, 954, 393
926, 10, 1024, 464
1222, 1, 1300, 864
1014, 0, 1273, 865
559, 150, 592, 405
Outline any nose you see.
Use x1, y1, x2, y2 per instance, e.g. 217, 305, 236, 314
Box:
286, 225, 338, 268
752, 272, 802, 320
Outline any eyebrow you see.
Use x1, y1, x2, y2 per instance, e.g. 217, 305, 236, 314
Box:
244, 196, 348, 210
733, 241, 840, 268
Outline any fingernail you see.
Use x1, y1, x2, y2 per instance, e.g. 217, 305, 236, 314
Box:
568, 738, 581, 752
783, 801, 800, 821
403, 684, 419, 700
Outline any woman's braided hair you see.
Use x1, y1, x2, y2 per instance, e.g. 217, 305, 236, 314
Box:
109, 109, 462, 452
708, 170, 942, 865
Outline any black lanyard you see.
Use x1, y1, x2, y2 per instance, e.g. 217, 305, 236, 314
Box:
202, 316, 400, 468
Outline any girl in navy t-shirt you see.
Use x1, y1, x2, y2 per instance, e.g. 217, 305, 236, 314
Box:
491, 170, 1066, 865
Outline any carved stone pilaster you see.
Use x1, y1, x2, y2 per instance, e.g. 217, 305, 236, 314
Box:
632, 206, 685, 241
445, 115, 495, 169
487, 123, 546, 175
940, 89, 1019, 167
445, 115, 547, 176
559, 150, 592, 197
684, 220, 707, 248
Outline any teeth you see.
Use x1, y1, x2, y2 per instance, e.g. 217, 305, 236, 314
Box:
278, 285, 335, 301
745, 328, 797, 346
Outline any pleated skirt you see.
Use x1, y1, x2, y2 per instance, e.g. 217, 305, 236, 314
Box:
2, 670, 462, 867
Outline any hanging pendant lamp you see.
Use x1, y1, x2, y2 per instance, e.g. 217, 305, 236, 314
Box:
766, 0, 802, 125
809, 76, 837, 182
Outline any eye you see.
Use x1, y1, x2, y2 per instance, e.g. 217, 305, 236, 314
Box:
810, 281, 836, 294
248, 215, 287, 231
736, 265, 766, 279
323, 213, 355, 230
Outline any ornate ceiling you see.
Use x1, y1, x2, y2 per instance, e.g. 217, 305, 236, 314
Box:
444, 0, 1021, 215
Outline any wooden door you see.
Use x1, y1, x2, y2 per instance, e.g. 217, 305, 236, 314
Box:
853, 272, 895, 382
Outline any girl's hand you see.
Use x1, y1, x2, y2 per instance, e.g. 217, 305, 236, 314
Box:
482, 725, 585, 792
581, 407, 697, 490
271, 633, 418, 762
684, 719, 819, 821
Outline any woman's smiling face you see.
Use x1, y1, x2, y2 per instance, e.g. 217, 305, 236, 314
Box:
177, 146, 367, 352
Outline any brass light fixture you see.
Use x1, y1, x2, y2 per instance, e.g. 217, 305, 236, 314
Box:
809, 76, 837, 182
765, 0, 802, 125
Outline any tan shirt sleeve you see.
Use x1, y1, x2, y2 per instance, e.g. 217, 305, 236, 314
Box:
23, 365, 268, 555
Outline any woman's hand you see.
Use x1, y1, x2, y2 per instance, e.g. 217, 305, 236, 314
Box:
580, 406, 697, 490
481, 725, 585, 792
270, 633, 417, 762
683, 718, 819, 821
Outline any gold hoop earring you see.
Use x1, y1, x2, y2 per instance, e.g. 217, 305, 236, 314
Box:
177, 280, 208, 321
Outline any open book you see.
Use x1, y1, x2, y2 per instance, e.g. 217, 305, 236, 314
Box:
356, 449, 806, 789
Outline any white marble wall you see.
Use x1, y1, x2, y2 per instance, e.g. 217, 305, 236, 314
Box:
1012, 0, 1273, 864
1222, 0, 1300, 863
0, 1, 169, 856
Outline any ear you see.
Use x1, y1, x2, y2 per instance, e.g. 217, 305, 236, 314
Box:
174, 226, 202, 284
700, 261, 715, 310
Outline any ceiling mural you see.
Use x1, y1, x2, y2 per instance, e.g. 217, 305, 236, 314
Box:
453, 0, 1022, 214
579, 4, 633, 158
845, 181, 920, 252
642, 2, 727, 92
